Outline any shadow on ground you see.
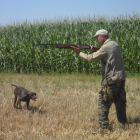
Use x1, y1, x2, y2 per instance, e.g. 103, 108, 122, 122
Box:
28, 106, 47, 115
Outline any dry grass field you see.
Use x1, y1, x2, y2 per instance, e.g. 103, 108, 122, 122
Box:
0, 73, 140, 140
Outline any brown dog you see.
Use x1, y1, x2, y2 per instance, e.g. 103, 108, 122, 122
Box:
12, 84, 37, 109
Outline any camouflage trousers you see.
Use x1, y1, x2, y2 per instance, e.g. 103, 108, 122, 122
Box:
98, 80, 127, 129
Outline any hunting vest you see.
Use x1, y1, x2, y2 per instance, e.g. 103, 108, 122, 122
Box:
101, 39, 126, 84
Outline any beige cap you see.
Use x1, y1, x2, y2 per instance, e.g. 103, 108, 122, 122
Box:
92, 29, 108, 38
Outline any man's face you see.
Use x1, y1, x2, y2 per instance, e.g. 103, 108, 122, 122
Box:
96, 35, 105, 45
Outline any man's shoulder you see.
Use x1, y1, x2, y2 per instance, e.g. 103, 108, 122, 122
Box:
102, 39, 119, 48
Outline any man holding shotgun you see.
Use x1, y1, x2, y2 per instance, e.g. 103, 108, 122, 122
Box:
71, 29, 127, 132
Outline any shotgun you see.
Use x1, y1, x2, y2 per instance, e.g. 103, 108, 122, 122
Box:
37, 44, 91, 50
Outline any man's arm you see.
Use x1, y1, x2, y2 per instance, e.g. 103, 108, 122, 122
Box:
79, 48, 107, 62
71, 45, 107, 62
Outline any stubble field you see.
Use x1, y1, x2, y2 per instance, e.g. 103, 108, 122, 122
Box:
0, 73, 140, 140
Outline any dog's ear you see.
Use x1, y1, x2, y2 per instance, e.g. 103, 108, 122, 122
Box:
28, 92, 33, 96
28, 92, 36, 96
32, 92, 36, 95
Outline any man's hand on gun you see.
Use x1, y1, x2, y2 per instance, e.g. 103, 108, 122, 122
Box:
89, 45, 99, 53
71, 45, 81, 55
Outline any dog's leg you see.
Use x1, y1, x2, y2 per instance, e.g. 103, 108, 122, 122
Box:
26, 100, 30, 110
17, 99, 22, 109
14, 95, 17, 108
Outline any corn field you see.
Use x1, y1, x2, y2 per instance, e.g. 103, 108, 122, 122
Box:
0, 14, 140, 74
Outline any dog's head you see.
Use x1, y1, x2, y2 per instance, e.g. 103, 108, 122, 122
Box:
28, 92, 37, 101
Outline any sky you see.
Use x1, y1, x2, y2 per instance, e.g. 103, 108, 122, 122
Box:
0, 0, 140, 26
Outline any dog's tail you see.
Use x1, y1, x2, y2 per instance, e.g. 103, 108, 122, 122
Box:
11, 84, 18, 87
